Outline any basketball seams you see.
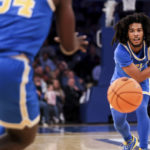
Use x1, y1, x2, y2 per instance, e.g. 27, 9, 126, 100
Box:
115, 95, 122, 112
117, 94, 139, 107
109, 88, 117, 105
112, 88, 140, 106
113, 80, 134, 94
108, 80, 133, 97
118, 91, 142, 95
107, 80, 133, 103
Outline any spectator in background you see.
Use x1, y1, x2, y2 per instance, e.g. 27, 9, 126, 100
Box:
60, 69, 70, 88
34, 75, 49, 126
63, 78, 82, 123
45, 84, 60, 124
51, 68, 61, 81
53, 79, 66, 123
34, 66, 47, 94
57, 61, 68, 72
40, 39, 56, 58
32, 55, 41, 69
43, 65, 54, 84
40, 52, 56, 72
55, 61, 68, 82
67, 70, 86, 92
74, 43, 100, 83
61, 69, 86, 91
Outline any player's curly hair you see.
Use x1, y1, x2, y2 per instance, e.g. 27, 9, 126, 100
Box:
112, 13, 150, 47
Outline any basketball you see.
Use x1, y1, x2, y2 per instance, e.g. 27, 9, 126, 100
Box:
107, 77, 143, 113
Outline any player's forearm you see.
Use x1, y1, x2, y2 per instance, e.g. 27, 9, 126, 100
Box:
55, 1, 76, 52
135, 66, 150, 83
123, 63, 150, 83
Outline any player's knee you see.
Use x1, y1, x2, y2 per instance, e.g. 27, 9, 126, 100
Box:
114, 117, 125, 128
136, 105, 147, 115
111, 109, 126, 127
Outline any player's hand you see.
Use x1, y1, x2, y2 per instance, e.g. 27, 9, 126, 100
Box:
75, 34, 88, 53
54, 33, 88, 53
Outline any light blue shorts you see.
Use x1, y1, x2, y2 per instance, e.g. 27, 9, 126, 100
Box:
0, 54, 40, 129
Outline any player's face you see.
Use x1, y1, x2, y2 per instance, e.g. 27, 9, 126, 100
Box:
128, 23, 144, 48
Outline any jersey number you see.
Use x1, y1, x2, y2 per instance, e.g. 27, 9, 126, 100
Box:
0, 0, 35, 18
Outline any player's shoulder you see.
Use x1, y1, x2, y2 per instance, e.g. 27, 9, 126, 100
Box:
115, 43, 128, 52
115, 43, 131, 57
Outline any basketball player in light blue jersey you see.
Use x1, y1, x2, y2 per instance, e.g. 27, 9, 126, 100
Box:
0, 0, 88, 149
110, 13, 150, 150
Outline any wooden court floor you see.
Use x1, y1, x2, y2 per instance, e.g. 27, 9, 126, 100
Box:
25, 124, 149, 150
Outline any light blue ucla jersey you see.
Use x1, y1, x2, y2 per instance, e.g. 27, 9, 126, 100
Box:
111, 42, 150, 92
0, 0, 55, 61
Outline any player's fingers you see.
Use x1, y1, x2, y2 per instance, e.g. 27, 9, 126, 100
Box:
81, 40, 89, 45
78, 35, 89, 45
79, 40, 89, 46
79, 46, 87, 53
75, 32, 79, 36
78, 35, 87, 40
54, 37, 60, 43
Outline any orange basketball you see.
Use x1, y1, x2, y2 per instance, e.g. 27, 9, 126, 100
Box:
107, 77, 143, 113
